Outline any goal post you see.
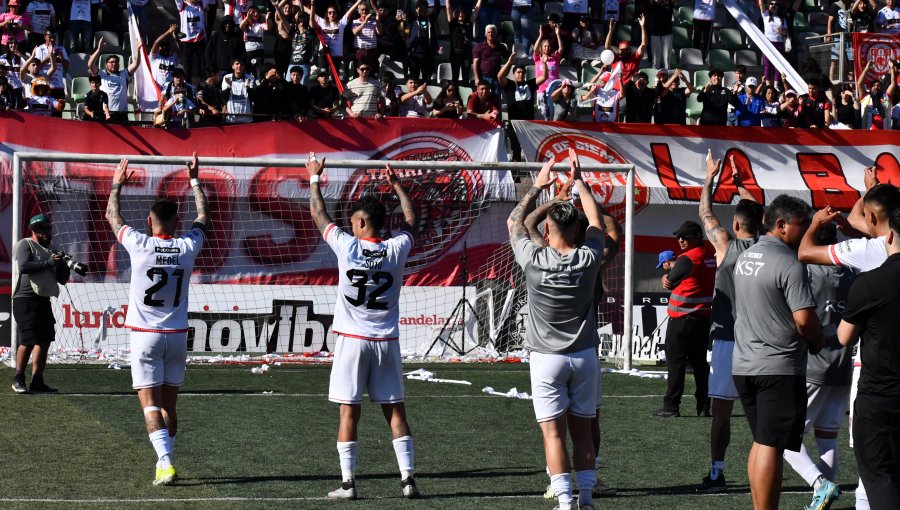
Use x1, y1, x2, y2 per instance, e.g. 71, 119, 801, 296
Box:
9, 152, 636, 370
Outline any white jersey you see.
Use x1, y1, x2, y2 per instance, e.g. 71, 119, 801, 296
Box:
591, 87, 619, 123
176, 0, 206, 42
32, 44, 68, 90
828, 236, 888, 273
100, 68, 131, 112
150, 52, 178, 89
117, 224, 205, 332
26, 1, 55, 34
324, 223, 412, 340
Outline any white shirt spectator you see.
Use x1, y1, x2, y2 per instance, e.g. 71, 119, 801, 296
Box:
693, 0, 715, 21
316, 16, 347, 57
176, 0, 206, 42
399, 94, 428, 117
32, 44, 68, 90
244, 21, 265, 52
876, 5, 900, 33
221, 72, 254, 123
25, 0, 55, 33
70, 0, 91, 22
762, 12, 786, 42
563, 0, 589, 15
100, 68, 131, 112
150, 52, 178, 89
352, 18, 377, 49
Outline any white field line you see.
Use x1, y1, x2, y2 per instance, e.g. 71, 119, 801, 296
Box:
55, 393, 664, 398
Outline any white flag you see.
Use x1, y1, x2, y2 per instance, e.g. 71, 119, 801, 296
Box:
128, 6, 161, 113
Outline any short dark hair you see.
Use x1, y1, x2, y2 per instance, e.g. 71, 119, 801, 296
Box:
734, 199, 764, 233
763, 195, 810, 232
513, 65, 526, 73
547, 201, 579, 233
548, 13, 560, 22
636, 72, 649, 81
814, 222, 838, 246
105, 55, 120, 64
172, 68, 186, 78
863, 183, 900, 217
88, 74, 101, 84
890, 203, 900, 235
350, 195, 387, 230
735, 65, 747, 74
709, 68, 724, 78
151, 197, 179, 224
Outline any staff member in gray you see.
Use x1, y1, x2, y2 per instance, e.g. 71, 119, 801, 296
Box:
696, 150, 763, 493
11, 214, 71, 394
732, 195, 824, 510
508, 149, 605, 510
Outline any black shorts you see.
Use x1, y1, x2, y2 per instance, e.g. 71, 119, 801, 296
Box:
733, 374, 806, 452
13, 296, 56, 346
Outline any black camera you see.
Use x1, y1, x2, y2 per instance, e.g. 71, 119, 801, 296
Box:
52, 250, 88, 276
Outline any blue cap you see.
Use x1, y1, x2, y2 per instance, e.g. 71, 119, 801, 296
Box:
656, 250, 676, 269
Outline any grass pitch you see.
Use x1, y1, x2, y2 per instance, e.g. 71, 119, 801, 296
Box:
0, 363, 860, 509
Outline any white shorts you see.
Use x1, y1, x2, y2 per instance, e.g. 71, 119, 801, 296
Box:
530, 347, 598, 423
596, 358, 604, 409
328, 335, 404, 405
708, 339, 739, 400
130, 330, 188, 389
804, 383, 850, 434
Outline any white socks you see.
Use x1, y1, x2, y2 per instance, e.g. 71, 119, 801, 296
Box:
710, 460, 725, 480
149, 429, 173, 469
784, 443, 823, 486
337, 441, 357, 482
815, 436, 837, 481
575, 469, 596, 507
550, 473, 574, 510
392, 436, 414, 480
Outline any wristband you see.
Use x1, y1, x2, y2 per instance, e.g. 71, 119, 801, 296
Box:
111, 182, 122, 191
309, 175, 321, 184
190, 178, 201, 188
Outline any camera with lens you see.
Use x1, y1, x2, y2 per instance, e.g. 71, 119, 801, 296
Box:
51, 250, 88, 276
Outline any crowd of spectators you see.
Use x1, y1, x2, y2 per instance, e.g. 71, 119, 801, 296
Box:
0, 0, 898, 129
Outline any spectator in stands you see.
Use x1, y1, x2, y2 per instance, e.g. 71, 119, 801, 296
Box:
288, 13, 316, 82
761, 0, 786, 89
605, 15, 646, 87
857, 61, 895, 129
769, 0, 797, 39
309, 68, 341, 118
850, 0, 875, 32
177, 0, 207, 83
472, 24, 509, 97
32, 31, 66, 108
131, 0, 152, 40
550, 78, 579, 120
206, 17, 245, 77
623, 71, 656, 123
196, 68, 224, 124
240, 6, 270, 77
25, 76, 62, 114
582, 68, 620, 123
510, 0, 534, 58
351, 0, 380, 74
827, 0, 850, 82
697, 69, 732, 125
25, 0, 54, 50
646, 0, 674, 70
833, 84, 860, 128
446, 0, 480, 85
571, 15, 603, 66
406, 0, 438, 82
19, 50, 54, 101
466, 79, 499, 120
160, 68, 196, 109
311, 2, 351, 80
0, 38, 24, 108
344, 62, 384, 118
376, 1, 406, 68
68, 0, 93, 53
97, 0, 125, 47
562, 0, 588, 31
655, 68, 692, 124
150, 25, 180, 89
542, 13, 565, 54
399, 77, 432, 116
0, 0, 31, 52
431, 80, 465, 118
88, 40, 140, 124
798, 77, 832, 128
731, 76, 765, 126
161, 85, 199, 127
876, 0, 900, 33
760, 86, 783, 127
221, 57, 255, 123
534, 25, 563, 118
0, 75, 13, 110
272, 0, 295, 73
254, 64, 289, 120
498, 52, 538, 120
285, 65, 309, 120
223, 0, 250, 24
692, 0, 714, 58
381, 72, 401, 115
476, 0, 501, 43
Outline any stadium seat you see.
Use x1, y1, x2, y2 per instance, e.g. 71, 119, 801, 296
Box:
685, 93, 703, 123
500, 20, 515, 48
381, 59, 404, 80
678, 48, 705, 71
526, 64, 535, 81
717, 28, 745, 51
673, 26, 691, 49
693, 69, 710, 88
723, 70, 738, 87
426, 85, 442, 100
581, 66, 599, 83
707, 49, 734, 71
676, 7, 693, 27
458, 85, 472, 105
68, 53, 91, 78
801, 0, 823, 12
643, 68, 659, 87
624, 3, 635, 19
559, 65, 577, 82
808, 11, 829, 33
95, 31, 120, 52
544, 2, 564, 19
436, 62, 453, 83
733, 49, 758, 67
793, 12, 811, 32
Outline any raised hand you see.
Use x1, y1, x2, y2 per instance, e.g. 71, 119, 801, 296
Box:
706, 149, 721, 179
568, 147, 581, 181
385, 162, 399, 185
534, 156, 557, 189
557, 177, 576, 200
812, 205, 840, 226
864, 165, 878, 190
307, 151, 326, 176
186, 151, 199, 179
113, 158, 133, 185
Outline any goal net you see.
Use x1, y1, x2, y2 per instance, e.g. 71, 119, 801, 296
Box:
10, 154, 633, 365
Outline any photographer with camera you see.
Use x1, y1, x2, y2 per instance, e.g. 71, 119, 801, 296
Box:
11, 214, 72, 394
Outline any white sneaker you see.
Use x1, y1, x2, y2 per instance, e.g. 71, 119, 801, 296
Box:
327, 481, 357, 500
544, 484, 556, 500
401, 477, 420, 498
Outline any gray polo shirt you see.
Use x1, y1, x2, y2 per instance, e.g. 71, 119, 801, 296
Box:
806, 264, 854, 386
709, 237, 756, 341
732, 235, 817, 377
513, 236, 603, 354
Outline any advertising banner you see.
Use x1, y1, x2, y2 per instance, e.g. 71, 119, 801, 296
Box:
852, 32, 900, 89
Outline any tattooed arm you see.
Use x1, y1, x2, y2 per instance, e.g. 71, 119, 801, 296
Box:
386, 163, 418, 236
307, 152, 335, 235
700, 149, 733, 265
106, 158, 133, 234
507, 157, 556, 246
187, 152, 209, 229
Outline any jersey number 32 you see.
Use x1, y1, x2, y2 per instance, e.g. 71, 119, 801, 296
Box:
344, 269, 393, 310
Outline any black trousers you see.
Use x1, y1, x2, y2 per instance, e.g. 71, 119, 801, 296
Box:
853, 394, 900, 509
450, 51, 471, 86
407, 53, 435, 82
692, 19, 712, 58
662, 314, 711, 412
181, 40, 207, 84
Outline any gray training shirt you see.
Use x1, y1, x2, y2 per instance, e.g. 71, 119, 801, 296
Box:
805, 264, 854, 386
709, 237, 756, 341
732, 235, 817, 377
513, 236, 603, 354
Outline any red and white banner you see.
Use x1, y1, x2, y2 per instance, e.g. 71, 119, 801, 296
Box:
852, 32, 900, 89
127, 6, 161, 113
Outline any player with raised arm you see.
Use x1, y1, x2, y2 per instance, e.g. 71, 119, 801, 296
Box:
696, 151, 764, 493
510, 149, 605, 510
306, 152, 421, 500
106, 153, 209, 486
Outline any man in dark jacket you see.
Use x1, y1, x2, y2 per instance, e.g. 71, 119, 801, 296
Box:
406, 0, 438, 82
286, 66, 310, 120
254, 64, 290, 120
206, 18, 246, 77
697, 68, 732, 126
